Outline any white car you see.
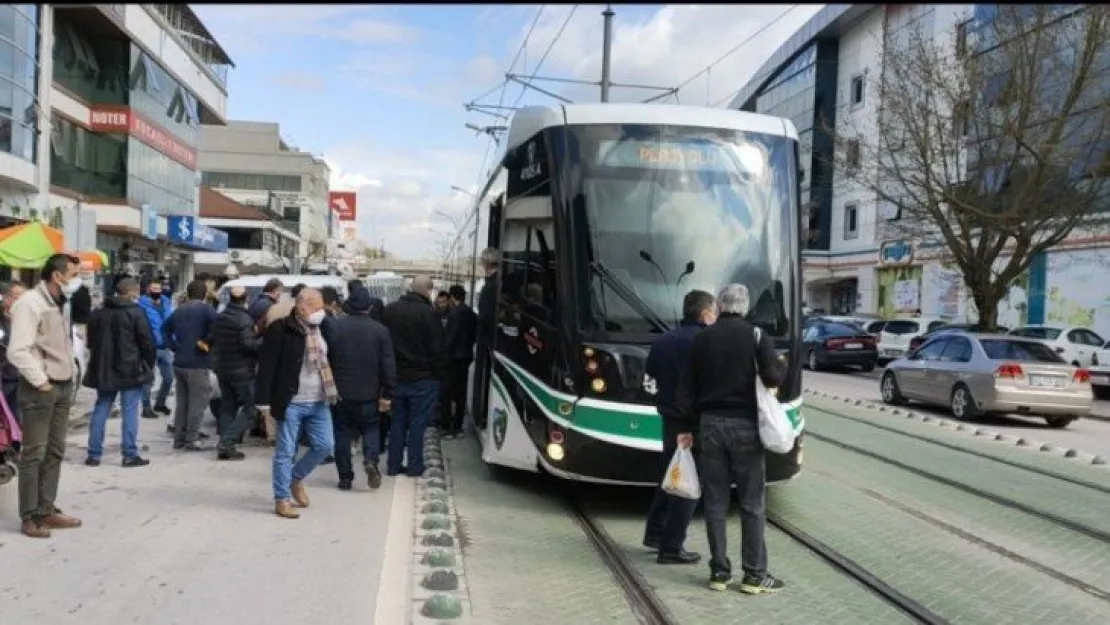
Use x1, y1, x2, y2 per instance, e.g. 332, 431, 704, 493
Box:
868, 317, 950, 365
1088, 340, 1110, 399
1008, 325, 1104, 368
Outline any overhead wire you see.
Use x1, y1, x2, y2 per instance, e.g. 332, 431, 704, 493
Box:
669, 5, 801, 106
510, 4, 579, 110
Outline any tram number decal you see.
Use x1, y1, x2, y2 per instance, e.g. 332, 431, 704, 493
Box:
642, 374, 658, 395
491, 407, 508, 450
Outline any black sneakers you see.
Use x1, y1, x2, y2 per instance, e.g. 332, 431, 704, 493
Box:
366, 464, 382, 489
739, 572, 785, 595
217, 449, 246, 461
657, 550, 701, 565
708, 571, 733, 591
122, 456, 151, 468
338, 478, 353, 491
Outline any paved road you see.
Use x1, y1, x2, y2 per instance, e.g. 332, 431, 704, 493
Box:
804, 369, 1110, 459
1, 394, 404, 625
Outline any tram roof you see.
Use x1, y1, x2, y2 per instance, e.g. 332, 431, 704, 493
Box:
504, 103, 799, 153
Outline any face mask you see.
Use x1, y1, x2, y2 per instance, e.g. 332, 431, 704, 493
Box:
306, 310, 326, 326
62, 278, 81, 295
150, 293, 162, 300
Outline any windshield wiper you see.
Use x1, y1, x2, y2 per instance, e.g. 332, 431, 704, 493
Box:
589, 260, 671, 333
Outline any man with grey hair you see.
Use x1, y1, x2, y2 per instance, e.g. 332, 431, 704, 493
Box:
381, 275, 446, 477
675, 283, 786, 594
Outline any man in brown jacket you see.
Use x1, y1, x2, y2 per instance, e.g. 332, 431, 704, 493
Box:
7, 253, 83, 538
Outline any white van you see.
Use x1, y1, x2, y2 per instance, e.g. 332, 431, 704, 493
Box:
216, 275, 348, 311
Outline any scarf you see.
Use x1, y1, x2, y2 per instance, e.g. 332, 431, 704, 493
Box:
304, 322, 339, 405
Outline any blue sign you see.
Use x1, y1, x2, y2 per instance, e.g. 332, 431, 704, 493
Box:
140, 204, 158, 240
167, 215, 229, 253
880, 240, 914, 265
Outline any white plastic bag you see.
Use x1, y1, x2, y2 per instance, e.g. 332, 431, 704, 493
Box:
754, 327, 796, 454
661, 447, 701, 500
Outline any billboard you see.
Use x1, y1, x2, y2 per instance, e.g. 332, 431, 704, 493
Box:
329, 191, 357, 221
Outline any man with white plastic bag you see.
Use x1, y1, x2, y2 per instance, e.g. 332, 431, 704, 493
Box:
675, 283, 787, 594
644, 290, 717, 566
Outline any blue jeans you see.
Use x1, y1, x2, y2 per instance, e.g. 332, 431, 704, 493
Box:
87, 387, 143, 460
388, 378, 440, 476
333, 400, 381, 480
142, 349, 174, 409
272, 401, 335, 502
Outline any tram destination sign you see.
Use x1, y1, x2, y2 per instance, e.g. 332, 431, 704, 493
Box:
597, 139, 735, 171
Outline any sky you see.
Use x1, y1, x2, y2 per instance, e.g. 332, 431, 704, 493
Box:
192, 4, 822, 261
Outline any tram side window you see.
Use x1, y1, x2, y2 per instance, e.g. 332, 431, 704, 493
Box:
500, 219, 557, 327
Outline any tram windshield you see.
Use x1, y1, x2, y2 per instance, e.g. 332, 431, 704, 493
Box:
565, 123, 798, 337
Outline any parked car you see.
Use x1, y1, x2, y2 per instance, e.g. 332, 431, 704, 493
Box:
907, 323, 1010, 352
802, 322, 878, 372
807, 314, 881, 332
1088, 340, 1110, 399
872, 317, 949, 365
881, 332, 1092, 428
1008, 325, 1104, 368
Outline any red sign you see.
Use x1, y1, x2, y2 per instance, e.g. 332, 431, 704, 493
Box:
89, 105, 198, 171
329, 191, 357, 221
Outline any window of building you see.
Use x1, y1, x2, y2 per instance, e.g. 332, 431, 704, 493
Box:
952, 101, 970, 138
126, 140, 196, 215
850, 74, 865, 108
846, 139, 861, 170
956, 19, 971, 57
52, 14, 129, 106
128, 44, 199, 146
843, 203, 859, 240
49, 113, 127, 198
0, 5, 39, 163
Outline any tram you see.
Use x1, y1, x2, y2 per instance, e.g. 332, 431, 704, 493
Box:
465, 103, 805, 485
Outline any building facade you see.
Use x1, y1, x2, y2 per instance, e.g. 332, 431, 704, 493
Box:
0, 4, 234, 288
196, 186, 298, 275
198, 120, 332, 273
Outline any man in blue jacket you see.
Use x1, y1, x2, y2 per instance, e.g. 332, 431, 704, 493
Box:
642, 289, 716, 566
138, 281, 174, 420
163, 280, 217, 451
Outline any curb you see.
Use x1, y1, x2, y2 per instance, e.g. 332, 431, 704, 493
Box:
410, 428, 471, 624
802, 388, 1108, 467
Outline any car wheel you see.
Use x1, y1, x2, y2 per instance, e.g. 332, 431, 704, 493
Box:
1044, 416, 1073, 428
860, 361, 876, 373
950, 384, 977, 421
877, 358, 890, 367
807, 349, 820, 372
881, 371, 904, 405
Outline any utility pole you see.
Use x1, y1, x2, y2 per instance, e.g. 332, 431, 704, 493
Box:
600, 4, 614, 102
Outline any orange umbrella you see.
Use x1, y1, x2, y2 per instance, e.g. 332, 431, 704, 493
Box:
75, 250, 110, 272
0, 221, 65, 268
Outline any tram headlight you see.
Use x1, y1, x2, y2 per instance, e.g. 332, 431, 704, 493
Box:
590, 377, 607, 393
546, 442, 565, 461
583, 346, 596, 358
585, 359, 600, 374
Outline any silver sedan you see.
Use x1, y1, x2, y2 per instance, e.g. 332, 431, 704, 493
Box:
880, 332, 1093, 428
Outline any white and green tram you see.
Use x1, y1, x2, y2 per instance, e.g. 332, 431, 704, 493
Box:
466, 103, 806, 485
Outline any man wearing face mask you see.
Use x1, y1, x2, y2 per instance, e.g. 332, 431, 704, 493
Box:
255, 288, 337, 519
7, 254, 83, 538
162, 280, 218, 451
139, 281, 175, 421
82, 278, 155, 468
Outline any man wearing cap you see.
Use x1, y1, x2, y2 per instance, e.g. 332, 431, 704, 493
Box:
325, 288, 396, 490
210, 285, 261, 460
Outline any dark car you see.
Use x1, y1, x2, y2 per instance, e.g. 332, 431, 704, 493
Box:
802, 322, 878, 372
908, 323, 1009, 352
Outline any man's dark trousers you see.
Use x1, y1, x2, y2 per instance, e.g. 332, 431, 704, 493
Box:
443, 360, 470, 433
644, 418, 699, 554
333, 399, 381, 480
216, 376, 254, 451
388, 378, 439, 476
699, 414, 768, 577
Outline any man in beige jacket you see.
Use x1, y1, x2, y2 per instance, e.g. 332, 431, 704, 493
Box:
8, 253, 83, 538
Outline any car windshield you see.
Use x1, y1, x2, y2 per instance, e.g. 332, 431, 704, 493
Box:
822, 323, 858, 337
980, 339, 1066, 363
1011, 327, 1062, 340
884, 320, 920, 335
566, 123, 798, 336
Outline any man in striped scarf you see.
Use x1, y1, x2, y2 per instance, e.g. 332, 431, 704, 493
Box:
255, 288, 338, 519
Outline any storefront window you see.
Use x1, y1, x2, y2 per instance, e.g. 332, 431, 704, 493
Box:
0, 5, 40, 162
51, 15, 129, 107
201, 171, 303, 192
126, 140, 196, 215
50, 114, 127, 197
129, 44, 199, 147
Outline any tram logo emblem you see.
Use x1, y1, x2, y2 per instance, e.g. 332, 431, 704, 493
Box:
520, 141, 542, 181
491, 407, 508, 450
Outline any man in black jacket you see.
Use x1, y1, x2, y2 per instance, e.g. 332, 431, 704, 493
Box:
472, 248, 500, 429
248, 278, 283, 334
327, 288, 397, 491
643, 289, 716, 566
82, 278, 155, 468
381, 275, 446, 477
255, 288, 336, 519
675, 283, 786, 595
441, 284, 477, 437
210, 286, 261, 460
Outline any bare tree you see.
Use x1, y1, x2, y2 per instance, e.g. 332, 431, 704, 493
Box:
301, 237, 328, 268
827, 5, 1110, 329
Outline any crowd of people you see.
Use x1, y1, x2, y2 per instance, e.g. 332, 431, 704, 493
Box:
0, 251, 482, 535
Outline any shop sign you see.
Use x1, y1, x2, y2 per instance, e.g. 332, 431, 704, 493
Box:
89, 105, 197, 170
879, 240, 914, 266
329, 191, 357, 221
167, 216, 229, 253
